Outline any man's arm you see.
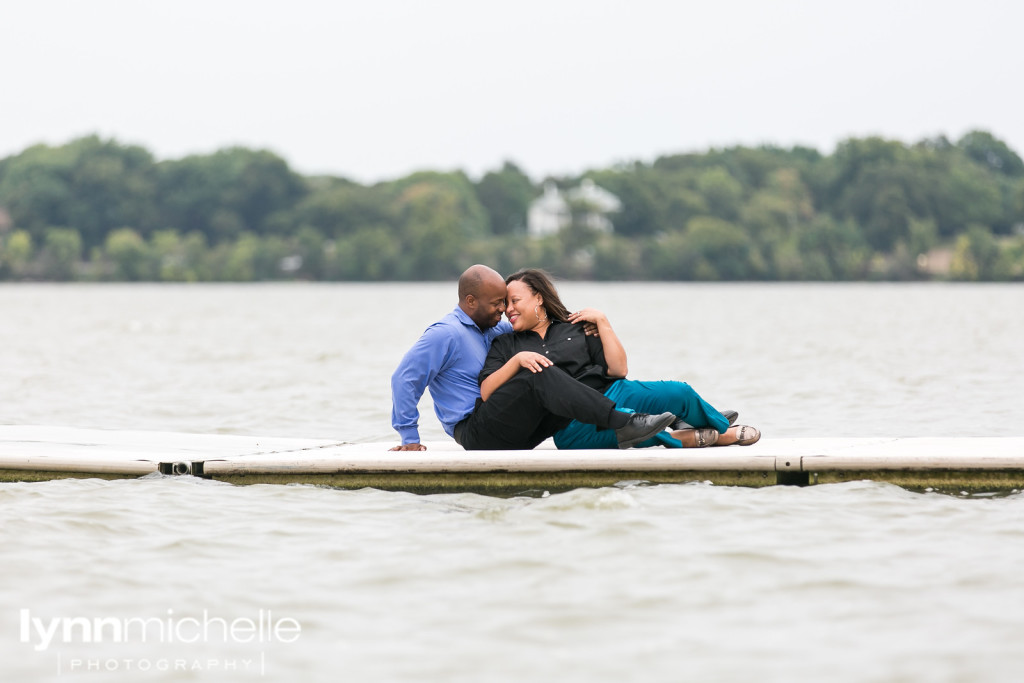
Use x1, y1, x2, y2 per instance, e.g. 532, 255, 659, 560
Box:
390, 325, 454, 450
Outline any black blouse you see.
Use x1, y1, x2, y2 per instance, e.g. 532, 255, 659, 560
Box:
479, 320, 616, 393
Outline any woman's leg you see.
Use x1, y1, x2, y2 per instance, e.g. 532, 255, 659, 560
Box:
554, 379, 729, 449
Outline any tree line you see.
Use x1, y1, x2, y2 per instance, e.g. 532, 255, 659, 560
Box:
1, 131, 1022, 282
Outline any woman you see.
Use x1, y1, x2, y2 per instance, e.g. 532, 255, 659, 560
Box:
479, 269, 760, 449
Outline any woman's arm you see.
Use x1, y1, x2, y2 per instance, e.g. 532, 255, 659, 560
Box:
567, 308, 627, 377
480, 351, 553, 401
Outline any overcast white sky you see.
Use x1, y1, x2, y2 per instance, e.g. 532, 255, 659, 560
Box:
3, 0, 1022, 183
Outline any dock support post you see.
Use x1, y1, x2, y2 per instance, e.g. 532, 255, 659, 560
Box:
775, 456, 810, 487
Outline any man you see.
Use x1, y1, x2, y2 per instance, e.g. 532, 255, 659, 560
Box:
390, 264, 674, 451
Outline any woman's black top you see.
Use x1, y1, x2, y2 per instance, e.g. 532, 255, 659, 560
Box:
479, 320, 616, 393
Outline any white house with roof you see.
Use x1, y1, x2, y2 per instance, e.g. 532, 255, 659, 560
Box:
527, 179, 621, 237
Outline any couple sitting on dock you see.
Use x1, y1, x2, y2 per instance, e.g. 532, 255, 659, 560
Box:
390, 265, 760, 451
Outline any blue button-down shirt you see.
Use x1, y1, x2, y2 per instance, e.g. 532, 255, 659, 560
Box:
391, 307, 513, 444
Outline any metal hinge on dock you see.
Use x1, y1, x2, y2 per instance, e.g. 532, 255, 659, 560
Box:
157, 461, 207, 477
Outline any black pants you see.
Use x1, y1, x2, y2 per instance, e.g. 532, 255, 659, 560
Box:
455, 367, 621, 450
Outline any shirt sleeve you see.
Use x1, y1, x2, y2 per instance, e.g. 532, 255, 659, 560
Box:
391, 324, 457, 444
478, 335, 512, 386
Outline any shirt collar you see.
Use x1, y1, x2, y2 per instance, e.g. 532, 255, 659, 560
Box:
453, 305, 485, 332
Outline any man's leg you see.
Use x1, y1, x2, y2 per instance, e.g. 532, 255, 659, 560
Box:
614, 380, 729, 433
461, 367, 628, 450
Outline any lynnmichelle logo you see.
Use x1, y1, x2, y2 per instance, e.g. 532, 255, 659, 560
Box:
19, 608, 302, 676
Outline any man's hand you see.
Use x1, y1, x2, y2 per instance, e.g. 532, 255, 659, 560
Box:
390, 443, 427, 451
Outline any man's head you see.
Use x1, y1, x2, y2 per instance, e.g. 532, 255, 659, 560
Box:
458, 265, 507, 330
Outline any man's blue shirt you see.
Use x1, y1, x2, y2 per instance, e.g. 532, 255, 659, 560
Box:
391, 307, 513, 444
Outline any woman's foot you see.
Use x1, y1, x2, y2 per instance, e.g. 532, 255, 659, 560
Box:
670, 428, 719, 447
715, 425, 761, 446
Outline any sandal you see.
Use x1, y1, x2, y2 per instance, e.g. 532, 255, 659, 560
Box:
715, 425, 761, 446
670, 428, 720, 448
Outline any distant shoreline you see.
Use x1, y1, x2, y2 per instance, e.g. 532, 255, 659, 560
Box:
2, 132, 1022, 282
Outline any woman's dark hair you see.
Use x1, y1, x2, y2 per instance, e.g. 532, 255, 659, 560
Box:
505, 269, 571, 323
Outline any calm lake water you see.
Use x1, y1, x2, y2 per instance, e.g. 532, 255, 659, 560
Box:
1, 282, 1023, 682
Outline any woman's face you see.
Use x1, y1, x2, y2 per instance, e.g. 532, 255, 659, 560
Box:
505, 280, 544, 332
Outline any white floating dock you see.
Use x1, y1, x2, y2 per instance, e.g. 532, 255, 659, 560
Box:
1, 426, 1022, 494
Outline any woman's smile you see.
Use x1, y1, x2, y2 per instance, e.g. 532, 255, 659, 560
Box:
505, 280, 543, 331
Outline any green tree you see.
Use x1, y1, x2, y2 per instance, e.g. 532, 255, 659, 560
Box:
105, 228, 150, 280
181, 232, 212, 281
292, 181, 398, 239
1001, 236, 1024, 280
251, 234, 292, 279
583, 166, 665, 237
929, 158, 1003, 235
907, 217, 939, 259
331, 227, 402, 280
392, 172, 491, 279
0, 230, 33, 277
865, 182, 913, 251
695, 167, 744, 220
958, 130, 1024, 177
740, 167, 816, 263
823, 137, 908, 207
40, 227, 83, 280
647, 230, 692, 279
0, 136, 158, 250
290, 225, 328, 279
795, 215, 870, 280
655, 218, 761, 278
220, 235, 259, 281
157, 148, 306, 243
950, 224, 1007, 280
475, 162, 534, 235
592, 234, 644, 279
150, 230, 194, 281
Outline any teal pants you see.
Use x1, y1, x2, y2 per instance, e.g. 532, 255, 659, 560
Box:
553, 379, 729, 449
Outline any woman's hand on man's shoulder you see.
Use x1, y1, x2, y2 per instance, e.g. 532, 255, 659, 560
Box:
568, 308, 607, 335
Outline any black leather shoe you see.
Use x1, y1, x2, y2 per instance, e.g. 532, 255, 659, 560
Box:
672, 409, 738, 431
616, 412, 677, 449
